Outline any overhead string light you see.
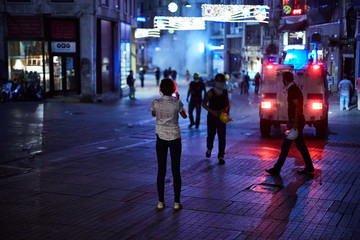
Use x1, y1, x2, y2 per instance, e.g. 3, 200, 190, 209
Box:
154, 17, 205, 30
201, 4, 269, 23
135, 28, 160, 38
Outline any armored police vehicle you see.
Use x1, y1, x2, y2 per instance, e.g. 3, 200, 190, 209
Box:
259, 49, 329, 138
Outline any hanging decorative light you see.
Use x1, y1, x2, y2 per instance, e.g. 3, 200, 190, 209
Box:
135, 29, 160, 38
154, 17, 205, 30
201, 4, 269, 23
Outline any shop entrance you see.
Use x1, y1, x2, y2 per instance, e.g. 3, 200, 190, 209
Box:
52, 54, 77, 94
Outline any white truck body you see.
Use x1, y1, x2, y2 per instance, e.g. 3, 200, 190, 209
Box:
259, 49, 329, 137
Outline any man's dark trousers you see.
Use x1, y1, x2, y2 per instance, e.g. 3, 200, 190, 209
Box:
274, 125, 312, 171
189, 101, 202, 127
207, 116, 226, 158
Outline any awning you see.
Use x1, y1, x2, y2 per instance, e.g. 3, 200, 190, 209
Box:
278, 20, 307, 33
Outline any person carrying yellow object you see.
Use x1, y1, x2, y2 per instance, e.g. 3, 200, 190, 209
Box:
202, 73, 230, 165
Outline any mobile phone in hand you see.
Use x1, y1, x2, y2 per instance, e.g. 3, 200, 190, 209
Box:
172, 92, 179, 99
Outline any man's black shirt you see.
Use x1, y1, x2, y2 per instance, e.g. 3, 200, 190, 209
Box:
287, 83, 304, 123
189, 81, 205, 102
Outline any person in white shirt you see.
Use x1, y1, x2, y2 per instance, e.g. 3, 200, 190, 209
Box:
338, 75, 353, 111
151, 78, 187, 210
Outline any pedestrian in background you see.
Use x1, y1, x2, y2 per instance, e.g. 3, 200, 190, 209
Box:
225, 74, 235, 102
151, 78, 188, 210
187, 73, 206, 129
164, 68, 170, 78
171, 69, 177, 81
356, 77, 360, 111
202, 73, 230, 165
139, 68, 145, 88
185, 70, 191, 83
266, 72, 314, 175
240, 70, 245, 94
244, 72, 250, 95
155, 67, 161, 86
254, 72, 261, 95
127, 70, 135, 100
338, 74, 353, 111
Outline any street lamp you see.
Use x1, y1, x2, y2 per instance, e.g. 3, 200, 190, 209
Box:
168, 2, 178, 13
168, 1, 192, 13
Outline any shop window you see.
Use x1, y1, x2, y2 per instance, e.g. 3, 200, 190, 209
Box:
288, 31, 304, 45
7, 41, 49, 93
121, 42, 131, 89
44, 42, 50, 93
124, 0, 128, 13
246, 25, 260, 45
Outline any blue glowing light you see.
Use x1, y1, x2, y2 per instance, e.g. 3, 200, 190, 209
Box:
137, 17, 146, 22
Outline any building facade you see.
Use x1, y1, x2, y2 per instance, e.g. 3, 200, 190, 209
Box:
0, 0, 137, 102
264, 0, 359, 90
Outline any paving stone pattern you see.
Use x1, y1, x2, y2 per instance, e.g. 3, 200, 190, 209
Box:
1, 76, 360, 239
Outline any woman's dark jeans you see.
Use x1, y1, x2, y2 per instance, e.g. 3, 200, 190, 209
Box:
156, 135, 182, 203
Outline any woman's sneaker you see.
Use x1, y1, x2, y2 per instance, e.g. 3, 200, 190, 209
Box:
174, 202, 182, 210
157, 201, 165, 209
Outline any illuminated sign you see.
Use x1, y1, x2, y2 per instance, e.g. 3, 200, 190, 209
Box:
135, 29, 160, 38
51, 41, 76, 53
209, 44, 224, 50
283, 5, 291, 14
154, 17, 205, 30
292, 9, 302, 15
137, 17, 146, 22
201, 4, 269, 23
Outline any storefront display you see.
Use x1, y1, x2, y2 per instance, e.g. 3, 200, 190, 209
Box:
121, 42, 131, 88
7, 41, 49, 93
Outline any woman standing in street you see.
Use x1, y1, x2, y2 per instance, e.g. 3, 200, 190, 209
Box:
151, 78, 187, 210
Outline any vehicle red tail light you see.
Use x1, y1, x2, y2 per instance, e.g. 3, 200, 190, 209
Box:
312, 64, 320, 70
261, 101, 271, 109
312, 102, 322, 110
266, 64, 273, 69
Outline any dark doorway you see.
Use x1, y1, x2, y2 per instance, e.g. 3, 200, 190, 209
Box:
52, 54, 78, 94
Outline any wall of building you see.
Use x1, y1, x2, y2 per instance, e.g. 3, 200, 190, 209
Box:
79, 14, 96, 101
0, 0, 136, 101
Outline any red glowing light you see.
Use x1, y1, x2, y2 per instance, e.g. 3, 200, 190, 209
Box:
312, 64, 320, 70
261, 101, 271, 109
292, 9, 302, 15
312, 102, 322, 110
266, 64, 273, 69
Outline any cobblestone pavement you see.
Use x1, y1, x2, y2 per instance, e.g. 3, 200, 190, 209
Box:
1, 75, 360, 240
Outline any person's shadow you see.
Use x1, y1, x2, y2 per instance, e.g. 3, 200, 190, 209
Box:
251, 173, 316, 238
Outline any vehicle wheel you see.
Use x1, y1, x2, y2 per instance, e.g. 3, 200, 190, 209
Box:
315, 120, 326, 138
260, 119, 272, 137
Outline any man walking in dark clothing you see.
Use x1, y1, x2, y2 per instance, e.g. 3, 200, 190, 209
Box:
266, 72, 314, 175
244, 73, 250, 95
254, 72, 261, 95
187, 73, 206, 129
202, 74, 230, 165
127, 70, 135, 100
155, 67, 160, 86
139, 68, 145, 88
